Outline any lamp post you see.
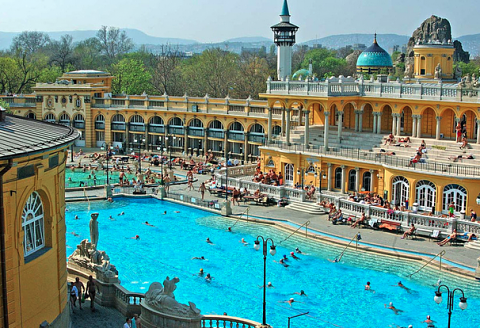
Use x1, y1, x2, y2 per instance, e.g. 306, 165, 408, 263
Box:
314, 167, 326, 194
296, 168, 307, 189
287, 312, 309, 328
225, 152, 230, 200
100, 143, 111, 185
434, 284, 467, 328
166, 136, 176, 170
134, 138, 145, 174
253, 236, 276, 327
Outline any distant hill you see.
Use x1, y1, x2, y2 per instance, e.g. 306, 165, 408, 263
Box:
457, 34, 480, 58
300, 33, 410, 53
225, 36, 271, 43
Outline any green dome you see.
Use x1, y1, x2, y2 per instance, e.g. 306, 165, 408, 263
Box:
356, 38, 393, 68
292, 69, 311, 80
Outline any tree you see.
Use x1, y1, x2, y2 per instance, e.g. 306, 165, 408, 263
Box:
48, 35, 74, 72
301, 48, 348, 78
0, 56, 22, 94
149, 45, 185, 96
96, 26, 134, 62
11, 31, 50, 56
0, 99, 11, 114
232, 53, 269, 99
181, 48, 238, 98
73, 38, 103, 69
111, 58, 152, 95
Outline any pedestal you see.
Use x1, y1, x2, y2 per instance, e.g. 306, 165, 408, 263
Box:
221, 200, 232, 216
158, 186, 166, 199
105, 184, 112, 198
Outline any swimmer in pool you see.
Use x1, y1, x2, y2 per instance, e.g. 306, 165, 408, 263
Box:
240, 238, 248, 245
290, 252, 300, 260
118, 212, 125, 216
421, 315, 436, 327
174, 211, 180, 213
74, 215, 80, 220
227, 227, 232, 232
328, 257, 340, 263
191, 256, 206, 260
282, 254, 288, 261
198, 268, 204, 276
127, 235, 140, 240
205, 273, 213, 281
365, 281, 375, 293
109, 215, 115, 221
206, 238, 213, 244
279, 298, 301, 306
295, 247, 302, 254
70, 232, 79, 237
144, 221, 154, 227
276, 258, 289, 267
393, 281, 413, 294
163, 211, 167, 215
293, 290, 307, 296
259, 282, 274, 289
384, 302, 403, 315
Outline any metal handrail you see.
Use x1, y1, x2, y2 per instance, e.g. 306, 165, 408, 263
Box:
409, 250, 446, 278
335, 233, 361, 261
278, 220, 310, 244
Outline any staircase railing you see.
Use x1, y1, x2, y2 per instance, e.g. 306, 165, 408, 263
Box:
409, 250, 446, 278
334, 233, 361, 261
279, 220, 310, 244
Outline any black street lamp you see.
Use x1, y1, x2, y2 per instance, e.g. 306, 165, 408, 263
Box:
296, 168, 307, 189
134, 138, 145, 174
314, 167, 326, 194
434, 284, 468, 328
156, 145, 167, 186
253, 236, 276, 327
100, 143, 111, 185
225, 152, 230, 200
166, 136, 176, 170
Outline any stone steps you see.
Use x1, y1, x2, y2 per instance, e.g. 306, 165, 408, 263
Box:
464, 240, 480, 250
285, 201, 325, 215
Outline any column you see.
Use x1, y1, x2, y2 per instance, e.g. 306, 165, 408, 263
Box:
340, 165, 346, 194
281, 108, 286, 137
358, 111, 363, 132
203, 128, 208, 155
392, 114, 396, 135
223, 129, 228, 158
369, 169, 375, 192
285, 108, 291, 145
324, 111, 330, 150
243, 132, 248, 163
477, 119, 480, 144
355, 167, 360, 192
327, 163, 332, 191
416, 116, 422, 138
372, 113, 377, 134
396, 114, 401, 136
304, 110, 310, 149
337, 111, 344, 143
376, 113, 382, 134
412, 116, 417, 138
267, 108, 273, 144
435, 116, 442, 140
354, 111, 359, 132
184, 125, 188, 155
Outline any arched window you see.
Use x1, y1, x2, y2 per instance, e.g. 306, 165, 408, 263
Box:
284, 163, 294, 186
443, 184, 467, 214
415, 180, 436, 212
73, 114, 85, 129
362, 171, 371, 191
392, 176, 409, 206
334, 167, 342, 189
209, 120, 224, 130
189, 118, 203, 128
169, 117, 183, 126
26, 112, 36, 119
149, 116, 164, 125
73, 114, 84, 122
44, 113, 56, 123
112, 114, 125, 123
95, 114, 105, 123
348, 170, 356, 191
272, 125, 282, 136
129, 115, 145, 124
229, 122, 244, 132
59, 113, 70, 126
22, 192, 44, 257
250, 123, 265, 134
306, 165, 316, 173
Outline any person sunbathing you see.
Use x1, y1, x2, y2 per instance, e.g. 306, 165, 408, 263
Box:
437, 229, 457, 246
351, 212, 366, 228
398, 137, 411, 143
460, 137, 468, 150
384, 133, 395, 145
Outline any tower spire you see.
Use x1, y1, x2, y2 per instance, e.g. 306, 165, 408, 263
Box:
281, 0, 290, 16
374, 33, 377, 44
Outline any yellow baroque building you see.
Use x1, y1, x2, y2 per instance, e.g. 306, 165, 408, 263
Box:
0, 109, 78, 327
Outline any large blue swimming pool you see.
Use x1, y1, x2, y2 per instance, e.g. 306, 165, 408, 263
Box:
66, 198, 480, 328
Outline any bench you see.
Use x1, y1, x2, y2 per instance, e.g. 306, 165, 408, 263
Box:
379, 219, 402, 233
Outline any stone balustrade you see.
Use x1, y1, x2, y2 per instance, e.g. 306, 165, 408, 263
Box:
201, 315, 260, 328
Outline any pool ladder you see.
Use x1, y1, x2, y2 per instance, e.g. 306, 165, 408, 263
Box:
335, 233, 361, 261
279, 220, 311, 244
408, 250, 446, 278
230, 208, 250, 230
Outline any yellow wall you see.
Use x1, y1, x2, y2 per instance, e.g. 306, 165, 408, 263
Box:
413, 45, 455, 79
1, 147, 69, 327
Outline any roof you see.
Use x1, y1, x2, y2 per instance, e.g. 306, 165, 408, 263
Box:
356, 37, 393, 68
66, 70, 109, 75
292, 69, 311, 80
281, 0, 290, 16
271, 21, 299, 29
0, 115, 79, 160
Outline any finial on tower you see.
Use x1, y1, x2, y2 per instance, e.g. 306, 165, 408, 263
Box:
374, 33, 377, 44
281, 0, 290, 16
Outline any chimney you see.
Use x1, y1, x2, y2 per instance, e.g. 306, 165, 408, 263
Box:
0, 106, 6, 122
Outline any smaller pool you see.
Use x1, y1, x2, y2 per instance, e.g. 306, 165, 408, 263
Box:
66, 170, 153, 188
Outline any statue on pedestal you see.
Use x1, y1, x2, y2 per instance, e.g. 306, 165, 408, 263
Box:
89, 213, 99, 247
434, 63, 442, 79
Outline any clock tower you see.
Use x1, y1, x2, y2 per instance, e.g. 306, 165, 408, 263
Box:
271, 0, 299, 80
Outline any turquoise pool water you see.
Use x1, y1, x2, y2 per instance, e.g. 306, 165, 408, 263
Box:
66, 198, 480, 328
65, 170, 139, 188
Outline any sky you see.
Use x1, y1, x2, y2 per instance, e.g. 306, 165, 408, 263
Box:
1, 0, 479, 43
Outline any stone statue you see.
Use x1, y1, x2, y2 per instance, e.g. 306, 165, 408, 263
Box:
145, 277, 201, 318
434, 63, 442, 79
404, 62, 413, 78
89, 213, 99, 247
68, 239, 118, 279
455, 65, 462, 80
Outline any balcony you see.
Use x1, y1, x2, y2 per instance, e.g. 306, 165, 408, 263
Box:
73, 121, 85, 129
95, 122, 105, 129
248, 134, 265, 143
188, 128, 204, 137
208, 130, 224, 139
148, 125, 165, 133
111, 123, 126, 131
169, 126, 185, 135
129, 124, 146, 132
228, 131, 245, 141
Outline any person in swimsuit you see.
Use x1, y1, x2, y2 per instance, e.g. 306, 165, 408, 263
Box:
295, 247, 302, 254
191, 256, 206, 260
280, 298, 301, 306
290, 252, 300, 260
86, 275, 100, 311
277, 258, 289, 267
205, 273, 213, 281
144, 221, 154, 227
365, 281, 375, 293
240, 238, 248, 245
259, 282, 274, 289
294, 290, 307, 296
206, 238, 213, 244
384, 302, 403, 315
73, 277, 85, 310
